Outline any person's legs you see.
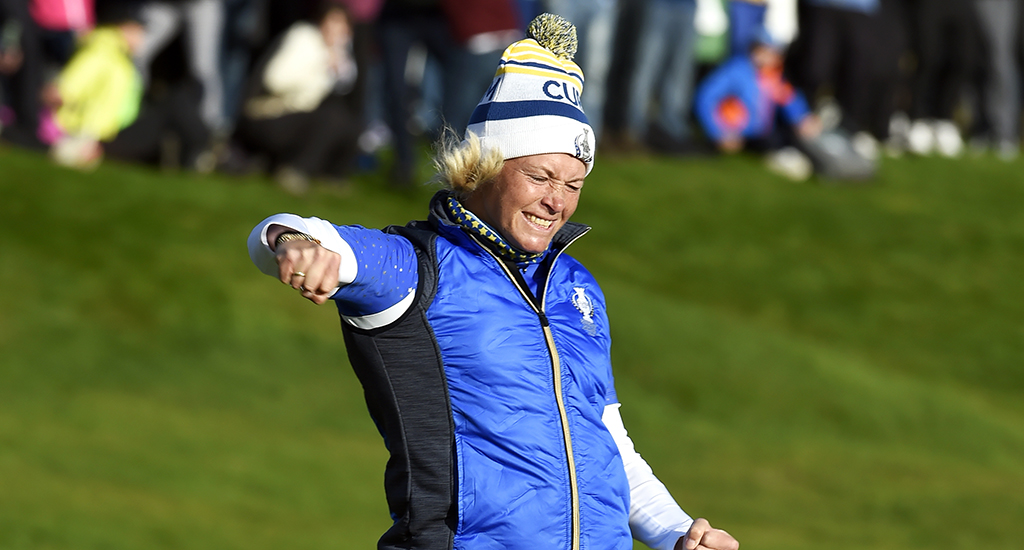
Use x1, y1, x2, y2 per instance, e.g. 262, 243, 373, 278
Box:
377, 18, 418, 185
235, 111, 305, 161
860, 0, 907, 139
936, 0, 978, 119
656, 1, 696, 142
166, 78, 212, 165
135, 2, 182, 84
299, 95, 361, 177
220, 0, 265, 128
183, 0, 226, 131
547, 0, 618, 137
0, 0, 44, 149
577, 0, 617, 137
104, 100, 171, 163
417, 14, 468, 134
626, 0, 669, 143
236, 98, 359, 178
544, 0, 584, 30
910, 0, 949, 120
976, 0, 1019, 145
105, 79, 210, 166
447, 47, 502, 135
795, 5, 843, 103
834, 9, 877, 134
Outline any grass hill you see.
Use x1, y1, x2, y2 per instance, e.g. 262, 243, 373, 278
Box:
1, 145, 1022, 549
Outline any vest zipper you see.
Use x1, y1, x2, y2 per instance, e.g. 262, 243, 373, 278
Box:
469, 233, 586, 550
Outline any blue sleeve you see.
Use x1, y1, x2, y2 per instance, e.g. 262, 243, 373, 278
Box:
779, 84, 811, 126
331, 225, 419, 318
694, 59, 744, 142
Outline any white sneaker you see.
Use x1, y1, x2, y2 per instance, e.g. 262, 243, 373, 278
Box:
851, 131, 880, 161
885, 112, 911, 157
889, 111, 911, 139
996, 140, 1019, 161
816, 98, 843, 132
765, 147, 813, 181
933, 120, 964, 158
907, 119, 936, 155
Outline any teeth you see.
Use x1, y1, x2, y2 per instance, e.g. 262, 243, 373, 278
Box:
526, 214, 553, 228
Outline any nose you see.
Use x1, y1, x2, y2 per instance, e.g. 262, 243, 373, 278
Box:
541, 182, 566, 213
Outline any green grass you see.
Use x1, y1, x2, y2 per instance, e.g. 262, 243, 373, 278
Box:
1, 145, 1022, 549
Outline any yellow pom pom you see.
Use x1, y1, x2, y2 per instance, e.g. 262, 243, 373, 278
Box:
527, 13, 578, 61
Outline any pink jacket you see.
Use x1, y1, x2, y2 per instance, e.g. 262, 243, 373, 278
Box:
31, 0, 94, 32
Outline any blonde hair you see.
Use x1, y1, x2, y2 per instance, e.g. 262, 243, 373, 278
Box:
433, 129, 505, 196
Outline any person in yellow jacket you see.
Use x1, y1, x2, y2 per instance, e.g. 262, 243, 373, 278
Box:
49, 10, 144, 169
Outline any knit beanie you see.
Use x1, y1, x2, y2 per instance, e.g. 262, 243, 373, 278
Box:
465, 13, 596, 175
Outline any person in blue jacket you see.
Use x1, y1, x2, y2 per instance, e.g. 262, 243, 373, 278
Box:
248, 13, 739, 550
694, 30, 820, 153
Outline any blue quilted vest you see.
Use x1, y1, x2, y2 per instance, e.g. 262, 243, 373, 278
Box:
341, 191, 632, 549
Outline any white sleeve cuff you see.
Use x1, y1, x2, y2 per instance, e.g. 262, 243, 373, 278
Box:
247, 213, 358, 286
603, 403, 693, 550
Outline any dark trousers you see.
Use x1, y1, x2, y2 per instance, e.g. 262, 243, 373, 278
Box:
105, 80, 210, 166
376, 12, 459, 184
235, 94, 361, 178
909, 0, 980, 120
0, 0, 44, 149
792, 2, 905, 138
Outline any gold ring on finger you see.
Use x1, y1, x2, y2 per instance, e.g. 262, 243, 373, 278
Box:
293, 271, 306, 278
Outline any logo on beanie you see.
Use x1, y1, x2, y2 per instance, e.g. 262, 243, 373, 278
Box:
575, 128, 593, 163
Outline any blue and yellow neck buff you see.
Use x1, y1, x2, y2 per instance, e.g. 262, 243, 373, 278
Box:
446, 196, 547, 266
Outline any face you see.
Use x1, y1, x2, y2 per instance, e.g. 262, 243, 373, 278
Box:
463, 153, 587, 254
752, 44, 783, 69
320, 9, 351, 48
120, 22, 146, 55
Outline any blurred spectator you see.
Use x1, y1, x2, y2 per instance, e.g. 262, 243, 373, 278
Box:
30, 0, 95, 67
440, 0, 522, 133
857, 0, 907, 157
904, 0, 979, 157
602, 0, 645, 139
234, 2, 360, 194
763, 0, 798, 46
544, 0, 618, 138
45, 6, 142, 168
972, 0, 1021, 160
220, 0, 267, 129
728, 0, 766, 56
694, 34, 821, 179
46, 4, 211, 171
623, 0, 698, 153
337, 0, 385, 113
134, 0, 227, 133
0, 0, 46, 149
375, 0, 460, 188
789, 0, 899, 160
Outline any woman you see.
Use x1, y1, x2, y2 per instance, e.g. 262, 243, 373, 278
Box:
235, 1, 360, 193
248, 14, 738, 550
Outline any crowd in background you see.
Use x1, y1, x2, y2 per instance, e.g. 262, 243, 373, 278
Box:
0, 0, 1021, 192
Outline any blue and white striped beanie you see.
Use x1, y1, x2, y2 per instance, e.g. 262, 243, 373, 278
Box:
466, 14, 596, 175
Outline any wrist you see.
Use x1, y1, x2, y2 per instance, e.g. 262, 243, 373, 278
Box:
273, 231, 321, 250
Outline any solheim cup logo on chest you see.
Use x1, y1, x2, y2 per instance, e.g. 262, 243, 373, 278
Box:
572, 287, 598, 336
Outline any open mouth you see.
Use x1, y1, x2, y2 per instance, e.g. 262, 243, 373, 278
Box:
525, 213, 554, 229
